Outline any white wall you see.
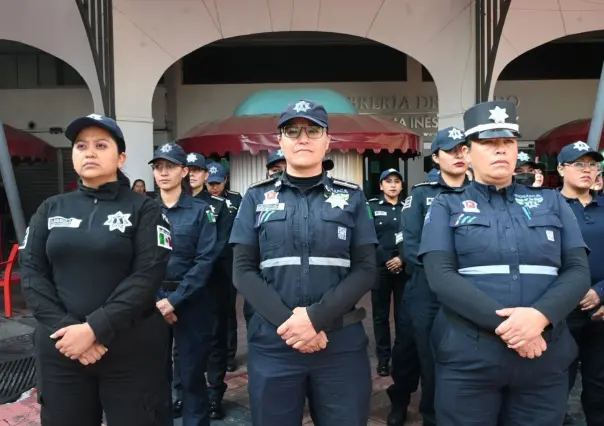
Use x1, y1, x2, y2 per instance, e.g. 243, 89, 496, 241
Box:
0, 87, 168, 148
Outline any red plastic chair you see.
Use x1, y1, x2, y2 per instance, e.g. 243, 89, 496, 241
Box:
1, 244, 21, 318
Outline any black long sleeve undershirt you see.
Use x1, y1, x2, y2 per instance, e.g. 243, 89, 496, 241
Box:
423, 247, 590, 331
232, 243, 376, 330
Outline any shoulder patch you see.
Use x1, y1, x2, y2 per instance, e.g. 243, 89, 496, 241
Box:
249, 176, 279, 188
332, 178, 360, 190
211, 195, 225, 201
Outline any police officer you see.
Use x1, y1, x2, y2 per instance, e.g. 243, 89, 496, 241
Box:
230, 99, 377, 426
19, 114, 172, 425
514, 151, 545, 187
418, 100, 590, 426
200, 161, 242, 418
387, 126, 470, 426
151, 142, 219, 426
368, 168, 405, 376
557, 141, 604, 426
426, 167, 441, 182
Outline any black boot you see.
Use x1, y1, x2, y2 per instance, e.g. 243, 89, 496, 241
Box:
209, 400, 225, 420
387, 405, 407, 426
377, 361, 390, 377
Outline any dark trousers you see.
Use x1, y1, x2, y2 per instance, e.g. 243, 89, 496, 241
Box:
34, 311, 172, 426
388, 267, 437, 425
247, 316, 371, 426
433, 311, 577, 426
226, 281, 238, 361
568, 315, 604, 426
165, 290, 214, 426
206, 266, 232, 402
371, 266, 404, 364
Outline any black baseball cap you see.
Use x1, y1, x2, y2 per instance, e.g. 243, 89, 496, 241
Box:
149, 143, 187, 166
278, 100, 328, 128
431, 127, 467, 154
558, 141, 604, 164
65, 114, 126, 153
186, 152, 207, 169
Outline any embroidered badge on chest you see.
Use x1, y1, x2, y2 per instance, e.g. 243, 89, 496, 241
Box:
157, 225, 172, 250
104, 211, 132, 233
461, 200, 480, 213
514, 194, 544, 209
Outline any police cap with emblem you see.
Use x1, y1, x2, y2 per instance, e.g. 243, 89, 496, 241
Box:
558, 141, 604, 164
431, 126, 467, 154
186, 152, 207, 169
65, 114, 126, 153
207, 162, 227, 184
278, 99, 329, 128
516, 151, 544, 171
379, 168, 403, 182
463, 100, 520, 140
266, 150, 286, 168
149, 143, 187, 166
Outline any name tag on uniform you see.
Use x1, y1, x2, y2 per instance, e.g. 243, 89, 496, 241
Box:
395, 231, 403, 244
256, 203, 285, 212
375, 211, 387, 216
48, 216, 82, 229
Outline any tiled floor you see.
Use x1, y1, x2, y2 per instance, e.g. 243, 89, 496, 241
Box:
0, 288, 586, 425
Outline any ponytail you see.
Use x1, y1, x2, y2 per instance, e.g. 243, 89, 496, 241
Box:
117, 169, 131, 187
181, 175, 193, 195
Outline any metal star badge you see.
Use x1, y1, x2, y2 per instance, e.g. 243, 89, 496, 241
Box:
573, 141, 590, 151
209, 166, 218, 174
518, 152, 530, 162
104, 211, 132, 233
160, 144, 172, 153
325, 194, 349, 209
187, 153, 198, 163
293, 101, 311, 113
448, 128, 464, 140
276, 149, 284, 157
489, 106, 509, 124
87, 114, 103, 120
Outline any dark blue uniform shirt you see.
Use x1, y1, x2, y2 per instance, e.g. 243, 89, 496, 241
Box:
419, 181, 586, 326
159, 193, 218, 308
368, 195, 404, 266
230, 173, 377, 311
563, 192, 604, 297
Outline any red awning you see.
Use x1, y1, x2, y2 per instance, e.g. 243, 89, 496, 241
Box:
179, 114, 420, 156
2, 124, 56, 162
535, 118, 604, 155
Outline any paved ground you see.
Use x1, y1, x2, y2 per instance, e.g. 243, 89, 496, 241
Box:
0, 286, 586, 425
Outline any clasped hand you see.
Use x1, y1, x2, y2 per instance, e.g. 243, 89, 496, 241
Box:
495, 307, 550, 358
277, 307, 328, 353
51, 323, 108, 365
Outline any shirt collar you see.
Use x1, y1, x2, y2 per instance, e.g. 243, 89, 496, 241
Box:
278, 171, 330, 192
471, 180, 517, 203
559, 188, 603, 206
159, 191, 193, 209
78, 180, 124, 200
379, 193, 403, 205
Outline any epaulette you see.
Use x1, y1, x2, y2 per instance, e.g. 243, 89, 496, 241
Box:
228, 190, 240, 195
439, 187, 466, 195
211, 195, 225, 201
368, 197, 379, 202
332, 178, 360, 190
412, 181, 439, 189
249, 175, 279, 188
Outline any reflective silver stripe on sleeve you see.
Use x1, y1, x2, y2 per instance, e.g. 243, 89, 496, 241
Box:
259, 256, 351, 269
458, 265, 559, 276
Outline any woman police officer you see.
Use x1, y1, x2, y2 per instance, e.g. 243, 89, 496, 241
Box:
418, 100, 591, 426
229, 100, 377, 426
19, 114, 173, 425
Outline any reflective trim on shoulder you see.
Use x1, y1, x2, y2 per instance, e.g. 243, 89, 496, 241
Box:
249, 176, 279, 188
368, 198, 379, 202
332, 178, 360, 190
229, 190, 241, 195
413, 182, 438, 189
211, 195, 225, 201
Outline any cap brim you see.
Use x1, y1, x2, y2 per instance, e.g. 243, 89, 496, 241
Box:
278, 115, 328, 128
148, 154, 186, 166
434, 139, 466, 153
472, 129, 520, 140
381, 171, 403, 181
65, 117, 120, 144
562, 150, 604, 164
207, 176, 226, 183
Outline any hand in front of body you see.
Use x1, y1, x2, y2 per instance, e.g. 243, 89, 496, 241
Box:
277, 307, 318, 349
297, 331, 329, 354
591, 306, 604, 322
514, 335, 547, 359
580, 289, 601, 311
51, 323, 96, 359
164, 312, 178, 324
495, 307, 550, 349
77, 343, 109, 365
156, 298, 175, 317
386, 257, 403, 273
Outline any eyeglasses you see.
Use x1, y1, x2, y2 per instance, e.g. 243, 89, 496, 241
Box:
281, 125, 325, 139
565, 161, 603, 171
151, 163, 180, 171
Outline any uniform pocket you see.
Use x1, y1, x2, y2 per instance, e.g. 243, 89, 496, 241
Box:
320, 208, 355, 250
254, 209, 287, 251
449, 214, 491, 254
524, 213, 562, 255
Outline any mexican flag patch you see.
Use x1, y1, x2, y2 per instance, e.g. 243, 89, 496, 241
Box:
157, 225, 172, 250
206, 210, 216, 223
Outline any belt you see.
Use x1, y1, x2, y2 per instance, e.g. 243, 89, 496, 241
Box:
161, 280, 180, 292
324, 307, 366, 331
443, 308, 555, 342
